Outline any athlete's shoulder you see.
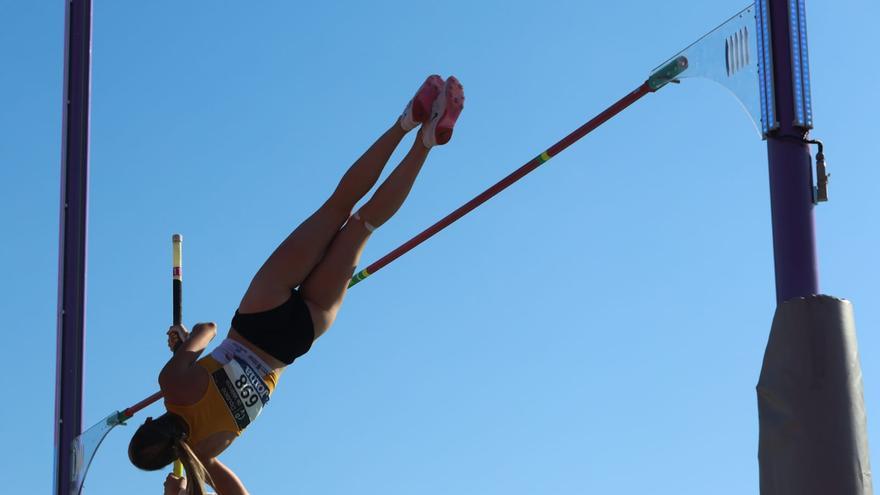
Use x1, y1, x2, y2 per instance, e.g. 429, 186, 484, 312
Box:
160, 354, 211, 406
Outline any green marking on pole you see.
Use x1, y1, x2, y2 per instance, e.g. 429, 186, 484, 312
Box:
348, 268, 371, 288
537, 151, 551, 164
647, 56, 688, 91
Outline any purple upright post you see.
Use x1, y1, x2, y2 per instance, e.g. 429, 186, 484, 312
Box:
766, 0, 818, 303
54, 1, 92, 494
757, 2, 872, 493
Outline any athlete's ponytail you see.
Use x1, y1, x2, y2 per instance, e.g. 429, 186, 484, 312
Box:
129, 412, 214, 495
173, 438, 214, 495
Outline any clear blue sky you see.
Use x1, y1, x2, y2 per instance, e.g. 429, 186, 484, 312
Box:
3, 1, 878, 494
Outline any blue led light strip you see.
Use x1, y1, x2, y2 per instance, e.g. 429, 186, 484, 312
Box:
797, 0, 813, 127
754, 0, 778, 136
789, 0, 804, 125
788, 0, 813, 129
755, 1, 768, 134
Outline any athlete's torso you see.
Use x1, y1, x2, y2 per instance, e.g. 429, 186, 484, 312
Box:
165, 337, 280, 457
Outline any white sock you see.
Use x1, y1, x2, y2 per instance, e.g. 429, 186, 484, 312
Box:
399, 101, 419, 132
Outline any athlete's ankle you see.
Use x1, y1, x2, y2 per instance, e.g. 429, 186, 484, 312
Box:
413, 128, 430, 152
389, 121, 408, 138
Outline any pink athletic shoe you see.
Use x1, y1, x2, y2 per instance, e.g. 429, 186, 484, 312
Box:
422, 76, 464, 148
399, 75, 444, 131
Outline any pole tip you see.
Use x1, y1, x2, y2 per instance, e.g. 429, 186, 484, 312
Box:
647, 55, 689, 91
172, 234, 183, 242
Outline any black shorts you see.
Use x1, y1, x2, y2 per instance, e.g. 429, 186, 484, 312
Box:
231, 289, 315, 365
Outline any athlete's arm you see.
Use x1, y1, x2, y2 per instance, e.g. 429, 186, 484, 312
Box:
204, 457, 249, 495
159, 322, 217, 402
168, 322, 217, 356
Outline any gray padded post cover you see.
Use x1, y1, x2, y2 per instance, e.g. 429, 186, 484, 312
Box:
757, 295, 872, 494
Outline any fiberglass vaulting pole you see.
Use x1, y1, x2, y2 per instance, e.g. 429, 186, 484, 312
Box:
55, 1, 92, 495
757, 0, 872, 493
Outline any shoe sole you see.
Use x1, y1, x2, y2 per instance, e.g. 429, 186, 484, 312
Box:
412, 75, 444, 124
433, 76, 464, 146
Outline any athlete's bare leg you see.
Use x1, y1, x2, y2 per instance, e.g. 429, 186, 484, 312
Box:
239, 123, 407, 313
300, 129, 432, 336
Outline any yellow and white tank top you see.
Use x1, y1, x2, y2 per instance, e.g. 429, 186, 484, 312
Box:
165, 339, 279, 445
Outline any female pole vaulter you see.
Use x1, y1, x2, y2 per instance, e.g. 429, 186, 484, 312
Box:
128, 75, 464, 495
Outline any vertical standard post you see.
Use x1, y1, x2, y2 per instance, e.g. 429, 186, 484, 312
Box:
758, 3, 871, 494
766, 0, 818, 303
55, 1, 92, 494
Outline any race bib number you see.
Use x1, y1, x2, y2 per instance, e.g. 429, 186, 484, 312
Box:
212, 358, 271, 430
